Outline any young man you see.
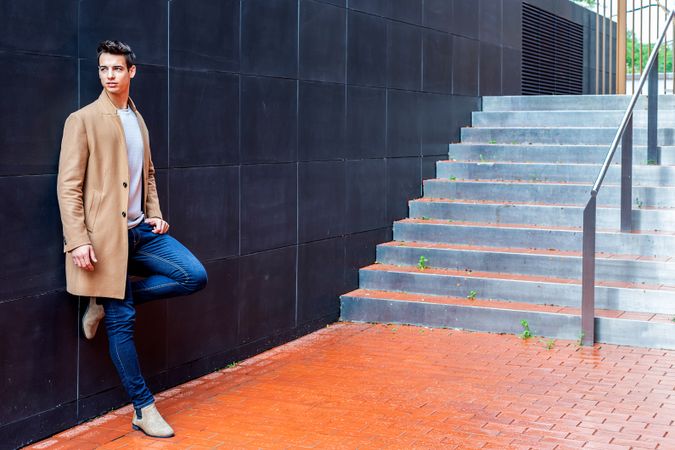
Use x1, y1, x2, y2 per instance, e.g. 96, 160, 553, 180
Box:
57, 40, 207, 438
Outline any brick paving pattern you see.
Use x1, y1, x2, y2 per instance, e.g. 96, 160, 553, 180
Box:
27, 322, 675, 449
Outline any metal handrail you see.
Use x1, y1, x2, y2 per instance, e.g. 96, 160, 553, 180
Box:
581, 9, 675, 346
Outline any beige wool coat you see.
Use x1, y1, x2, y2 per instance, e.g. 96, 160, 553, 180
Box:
57, 90, 163, 299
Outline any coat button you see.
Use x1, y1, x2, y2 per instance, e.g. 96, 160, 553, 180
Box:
123, 182, 128, 188
122, 211, 127, 218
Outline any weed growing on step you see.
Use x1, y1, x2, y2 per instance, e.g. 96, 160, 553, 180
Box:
577, 331, 585, 346
635, 197, 644, 208
467, 290, 477, 300
519, 319, 533, 339
647, 159, 657, 165
226, 361, 239, 369
449, 176, 457, 181
418, 255, 429, 270
479, 154, 487, 162
540, 338, 555, 350
421, 216, 430, 220
488, 139, 497, 144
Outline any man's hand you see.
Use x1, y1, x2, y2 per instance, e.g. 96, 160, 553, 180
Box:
145, 217, 169, 234
72, 244, 97, 271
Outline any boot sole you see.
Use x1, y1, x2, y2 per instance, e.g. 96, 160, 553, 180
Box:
132, 423, 175, 438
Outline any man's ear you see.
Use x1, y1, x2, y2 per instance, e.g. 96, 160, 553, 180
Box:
129, 64, 137, 79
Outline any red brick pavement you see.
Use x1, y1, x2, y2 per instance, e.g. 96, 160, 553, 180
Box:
27, 322, 675, 449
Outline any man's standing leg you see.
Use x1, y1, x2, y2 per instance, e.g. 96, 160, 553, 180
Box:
101, 279, 175, 438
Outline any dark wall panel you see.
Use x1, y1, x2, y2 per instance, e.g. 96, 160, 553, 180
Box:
299, 161, 346, 243
386, 157, 421, 223
480, 42, 503, 96
345, 159, 387, 234
170, 70, 239, 167
299, 81, 345, 161
423, 30, 453, 95
79, 0, 168, 67
169, 166, 239, 261
0, 53, 77, 176
167, 258, 239, 366
386, 21, 421, 91
453, 0, 479, 40
169, 0, 240, 72
479, 0, 503, 46
300, 0, 346, 83
0, 0, 77, 56
423, 0, 453, 33
0, 291, 77, 428
346, 86, 386, 159
298, 237, 345, 324
452, 36, 479, 96
241, 76, 297, 164
344, 228, 391, 288
347, 11, 387, 88
238, 246, 296, 344
241, 163, 297, 254
0, 175, 64, 301
241, 0, 298, 78
421, 93, 453, 156
387, 90, 421, 157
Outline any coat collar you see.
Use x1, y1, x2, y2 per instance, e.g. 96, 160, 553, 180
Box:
97, 89, 139, 115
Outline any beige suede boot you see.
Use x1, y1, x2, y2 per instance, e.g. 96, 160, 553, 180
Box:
82, 297, 105, 340
132, 403, 175, 438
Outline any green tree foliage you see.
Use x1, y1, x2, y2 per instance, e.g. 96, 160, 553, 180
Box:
572, 0, 596, 8
626, 30, 673, 74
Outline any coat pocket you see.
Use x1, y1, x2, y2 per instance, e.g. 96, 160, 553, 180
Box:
84, 190, 102, 233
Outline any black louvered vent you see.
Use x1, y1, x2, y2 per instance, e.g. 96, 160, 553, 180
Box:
522, 3, 584, 95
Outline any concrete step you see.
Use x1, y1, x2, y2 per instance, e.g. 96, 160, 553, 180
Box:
376, 241, 675, 287
482, 94, 675, 111
436, 161, 675, 186
358, 264, 675, 314
423, 179, 675, 208
447, 144, 675, 165
472, 110, 675, 127
461, 127, 675, 145
409, 199, 675, 231
340, 288, 675, 349
393, 219, 675, 258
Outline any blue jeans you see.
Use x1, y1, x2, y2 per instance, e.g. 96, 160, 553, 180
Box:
101, 222, 207, 410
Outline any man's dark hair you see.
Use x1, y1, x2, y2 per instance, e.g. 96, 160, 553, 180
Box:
97, 40, 136, 68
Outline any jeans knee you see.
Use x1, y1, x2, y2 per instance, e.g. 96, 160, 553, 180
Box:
183, 264, 207, 294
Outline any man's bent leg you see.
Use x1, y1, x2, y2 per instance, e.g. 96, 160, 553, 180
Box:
129, 222, 207, 304
101, 279, 154, 411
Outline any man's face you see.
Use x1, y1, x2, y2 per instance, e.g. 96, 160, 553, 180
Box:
98, 53, 135, 96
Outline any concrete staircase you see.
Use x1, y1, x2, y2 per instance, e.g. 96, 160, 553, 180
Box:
341, 95, 675, 349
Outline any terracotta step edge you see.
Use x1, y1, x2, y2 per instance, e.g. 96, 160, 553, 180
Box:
342, 289, 675, 323
361, 264, 673, 292
380, 241, 675, 263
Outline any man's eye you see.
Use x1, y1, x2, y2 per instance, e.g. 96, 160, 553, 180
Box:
113, 67, 124, 73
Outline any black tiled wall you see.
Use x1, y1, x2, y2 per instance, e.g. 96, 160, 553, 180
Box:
0, 0, 603, 447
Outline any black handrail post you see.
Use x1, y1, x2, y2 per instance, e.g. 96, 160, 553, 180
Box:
648, 64, 660, 165
581, 196, 597, 347
621, 113, 633, 232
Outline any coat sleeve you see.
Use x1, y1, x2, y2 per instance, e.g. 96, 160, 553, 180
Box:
57, 113, 91, 253
145, 154, 163, 220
